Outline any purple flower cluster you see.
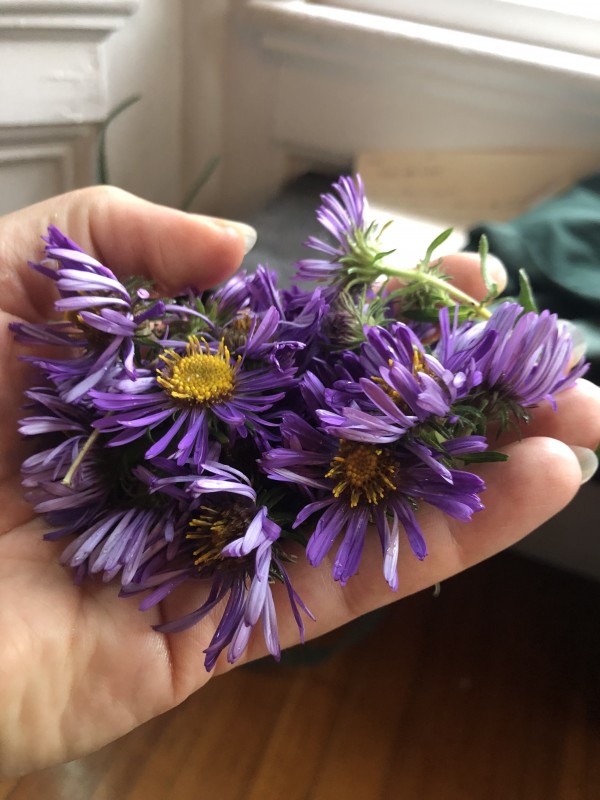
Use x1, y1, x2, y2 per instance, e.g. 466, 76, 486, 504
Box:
12, 176, 586, 670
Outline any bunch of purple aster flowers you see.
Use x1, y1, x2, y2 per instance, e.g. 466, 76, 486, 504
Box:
12, 176, 587, 670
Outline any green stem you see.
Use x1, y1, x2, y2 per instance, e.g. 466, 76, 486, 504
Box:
378, 265, 492, 320
61, 428, 100, 487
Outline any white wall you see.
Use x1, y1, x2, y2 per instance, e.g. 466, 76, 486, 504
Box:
0, 0, 185, 215
103, 0, 235, 214
103, 0, 185, 208
179, 0, 232, 215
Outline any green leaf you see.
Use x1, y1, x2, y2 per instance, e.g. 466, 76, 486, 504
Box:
378, 218, 394, 236
371, 248, 397, 264
96, 94, 142, 185
181, 155, 220, 211
422, 227, 454, 267
517, 269, 538, 313
478, 234, 498, 298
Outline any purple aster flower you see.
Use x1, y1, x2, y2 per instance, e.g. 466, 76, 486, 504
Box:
10, 225, 169, 403
205, 266, 280, 327
296, 175, 365, 282
142, 452, 258, 503
126, 493, 313, 671
432, 306, 496, 402
436, 302, 588, 413
51, 491, 183, 587
19, 387, 185, 586
208, 271, 254, 320
319, 322, 472, 444
233, 305, 305, 370
92, 331, 294, 467
274, 285, 332, 372
195, 268, 306, 373
206, 263, 283, 318
261, 413, 485, 590
296, 175, 390, 289
246, 265, 284, 315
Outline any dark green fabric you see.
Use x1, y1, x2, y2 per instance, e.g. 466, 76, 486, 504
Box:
465, 173, 600, 383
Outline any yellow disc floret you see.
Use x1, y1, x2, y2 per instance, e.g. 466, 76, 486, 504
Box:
65, 309, 109, 347
371, 349, 433, 407
157, 336, 237, 405
411, 345, 428, 375
223, 311, 255, 351
187, 505, 252, 570
326, 440, 398, 508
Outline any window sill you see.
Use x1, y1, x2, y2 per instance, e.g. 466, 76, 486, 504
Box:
243, 0, 600, 81
222, 1, 600, 212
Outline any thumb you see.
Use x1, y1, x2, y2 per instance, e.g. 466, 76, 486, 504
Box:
79, 186, 256, 293
1, 185, 256, 321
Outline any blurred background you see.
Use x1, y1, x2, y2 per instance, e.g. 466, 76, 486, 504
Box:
1, 1, 600, 797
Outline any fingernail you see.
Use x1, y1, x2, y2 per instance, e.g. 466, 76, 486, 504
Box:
221, 220, 257, 255
562, 320, 587, 365
569, 445, 599, 484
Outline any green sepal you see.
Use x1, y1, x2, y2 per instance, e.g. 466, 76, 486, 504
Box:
277, 527, 309, 549
478, 234, 499, 302
458, 451, 510, 464
517, 269, 538, 313
195, 296, 207, 315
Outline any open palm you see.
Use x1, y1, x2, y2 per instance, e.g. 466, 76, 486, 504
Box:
0, 187, 598, 778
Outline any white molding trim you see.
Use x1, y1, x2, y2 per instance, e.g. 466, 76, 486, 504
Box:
0, 1, 140, 37
244, 1, 600, 81
0, 125, 96, 212
0, 142, 75, 183
0, 0, 141, 126
0, 0, 140, 208
318, 0, 600, 60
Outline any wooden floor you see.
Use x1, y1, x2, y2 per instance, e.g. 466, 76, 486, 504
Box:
2, 552, 600, 800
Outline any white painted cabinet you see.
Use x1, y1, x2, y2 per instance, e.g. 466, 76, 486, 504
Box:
0, 1, 141, 213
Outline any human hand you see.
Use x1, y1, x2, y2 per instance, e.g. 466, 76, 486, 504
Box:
1, 189, 598, 778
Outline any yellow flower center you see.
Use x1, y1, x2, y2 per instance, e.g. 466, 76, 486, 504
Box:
327, 440, 398, 508
157, 336, 237, 405
187, 505, 252, 569
409, 346, 426, 373
65, 310, 109, 347
371, 348, 432, 407
223, 311, 255, 351
372, 375, 402, 404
